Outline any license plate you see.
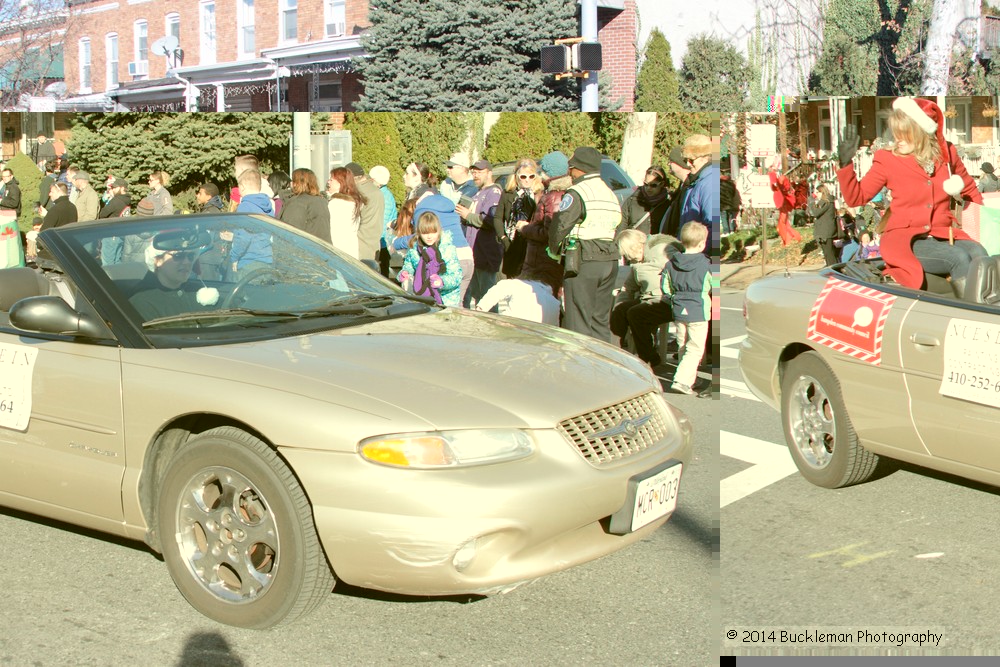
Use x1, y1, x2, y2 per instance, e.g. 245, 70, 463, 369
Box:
608, 460, 682, 535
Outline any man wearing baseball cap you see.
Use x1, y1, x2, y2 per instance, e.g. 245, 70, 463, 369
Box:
442, 152, 478, 207
98, 177, 132, 265
99, 177, 131, 219
456, 158, 504, 307
72, 170, 100, 222
548, 146, 624, 342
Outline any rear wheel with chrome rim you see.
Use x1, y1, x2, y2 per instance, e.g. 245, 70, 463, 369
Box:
781, 352, 880, 488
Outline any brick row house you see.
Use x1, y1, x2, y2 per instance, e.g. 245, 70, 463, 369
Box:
56, 0, 639, 112
797, 96, 1000, 158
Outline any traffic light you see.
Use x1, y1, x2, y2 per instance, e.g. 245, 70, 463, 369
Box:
575, 42, 602, 71
540, 45, 571, 74
539, 41, 603, 74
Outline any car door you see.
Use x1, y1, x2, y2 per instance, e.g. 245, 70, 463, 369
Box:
898, 296, 1000, 467
0, 334, 125, 523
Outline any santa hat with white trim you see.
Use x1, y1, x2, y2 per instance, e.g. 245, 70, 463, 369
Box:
892, 96, 965, 197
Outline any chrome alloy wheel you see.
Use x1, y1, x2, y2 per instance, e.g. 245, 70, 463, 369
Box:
787, 374, 836, 470
174, 466, 279, 604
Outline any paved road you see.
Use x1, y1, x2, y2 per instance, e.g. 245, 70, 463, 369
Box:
720, 285, 1000, 655
0, 386, 715, 666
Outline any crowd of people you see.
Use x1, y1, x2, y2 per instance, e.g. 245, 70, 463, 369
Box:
0, 133, 719, 396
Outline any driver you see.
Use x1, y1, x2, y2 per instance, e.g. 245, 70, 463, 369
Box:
129, 243, 218, 321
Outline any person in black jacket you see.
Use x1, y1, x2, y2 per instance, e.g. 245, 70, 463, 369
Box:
659, 147, 692, 237
807, 185, 839, 266
719, 172, 741, 235
278, 168, 332, 244
0, 168, 21, 217
621, 165, 670, 234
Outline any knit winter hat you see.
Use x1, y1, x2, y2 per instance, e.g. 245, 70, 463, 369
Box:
892, 97, 964, 197
539, 151, 569, 178
369, 165, 390, 186
136, 198, 154, 216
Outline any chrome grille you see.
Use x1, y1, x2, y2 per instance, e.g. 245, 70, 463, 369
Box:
557, 392, 669, 466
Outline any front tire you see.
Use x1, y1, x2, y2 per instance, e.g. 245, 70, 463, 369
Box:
781, 352, 880, 488
156, 427, 334, 628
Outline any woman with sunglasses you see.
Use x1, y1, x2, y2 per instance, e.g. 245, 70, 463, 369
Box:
494, 158, 543, 278
147, 171, 173, 216
622, 165, 671, 234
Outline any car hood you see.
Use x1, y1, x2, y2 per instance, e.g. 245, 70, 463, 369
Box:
177, 308, 658, 430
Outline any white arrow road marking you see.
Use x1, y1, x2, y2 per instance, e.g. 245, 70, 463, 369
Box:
720, 431, 799, 508
720, 378, 760, 401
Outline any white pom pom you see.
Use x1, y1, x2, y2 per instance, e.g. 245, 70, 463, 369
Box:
943, 174, 964, 197
197, 287, 220, 306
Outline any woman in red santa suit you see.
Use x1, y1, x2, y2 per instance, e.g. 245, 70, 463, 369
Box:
837, 97, 986, 296
769, 159, 801, 246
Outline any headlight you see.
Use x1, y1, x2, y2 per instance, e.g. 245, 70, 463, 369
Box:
358, 429, 535, 469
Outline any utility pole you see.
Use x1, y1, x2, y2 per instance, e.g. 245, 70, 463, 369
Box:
581, 0, 598, 111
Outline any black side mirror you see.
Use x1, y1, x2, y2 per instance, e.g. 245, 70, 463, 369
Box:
9, 296, 109, 339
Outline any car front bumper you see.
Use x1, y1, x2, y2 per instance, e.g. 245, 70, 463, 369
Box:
280, 407, 692, 596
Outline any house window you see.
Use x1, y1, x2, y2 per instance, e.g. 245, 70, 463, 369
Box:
106, 34, 119, 89
945, 98, 972, 145
875, 97, 893, 142
238, 0, 255, 56
281, 0, 297, 42
200, 1, 216, 65
135, 20, 148, 63
325, 0, 346, 37
166, 13, 180, 42
311, 72, 343, 112
818, 107, 831, 153
78, 38, 92, 93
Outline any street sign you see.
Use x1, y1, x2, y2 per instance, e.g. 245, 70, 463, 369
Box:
749, 174, 775, 209
750, 124, 777, 158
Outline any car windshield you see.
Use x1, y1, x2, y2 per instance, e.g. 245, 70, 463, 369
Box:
44, 213, 427, 337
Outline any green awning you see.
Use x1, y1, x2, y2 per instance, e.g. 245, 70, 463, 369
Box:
0, 43, 63, 88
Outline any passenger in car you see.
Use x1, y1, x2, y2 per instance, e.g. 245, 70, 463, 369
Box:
838, 97, 986, 295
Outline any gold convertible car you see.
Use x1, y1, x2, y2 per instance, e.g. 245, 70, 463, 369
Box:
741, 256, 1000, 490
0, 214, 690, 628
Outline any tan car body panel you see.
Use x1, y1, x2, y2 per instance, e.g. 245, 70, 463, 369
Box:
0, 308, 684, 581
741, 269, 1000, 489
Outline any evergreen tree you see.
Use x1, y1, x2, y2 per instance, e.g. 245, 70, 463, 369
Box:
677, 36, 750, 112
635, 29, 682, 114
65, 113, 294, 202
653, 112, 713, 185
592, 112, 629, 161
355, 0, 577, 111
547, 113, 599, 157
344, 113, 407, 204
484, 113, 553, 163
807, 0, 881, 95
393, 113, 474, 181
6, 153, 42, 232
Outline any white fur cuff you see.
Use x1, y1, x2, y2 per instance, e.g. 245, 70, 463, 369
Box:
943, 174, 964, 197
892, 97, 938, 135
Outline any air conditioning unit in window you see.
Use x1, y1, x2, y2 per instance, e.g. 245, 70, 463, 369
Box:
127, 61, 148, 76
327, 22, 346, 37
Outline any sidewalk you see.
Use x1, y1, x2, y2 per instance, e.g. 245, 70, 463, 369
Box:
720, 259, 822, 290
